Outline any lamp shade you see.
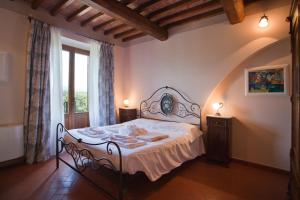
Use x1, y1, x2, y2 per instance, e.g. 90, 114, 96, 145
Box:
123, 99, 129, 107
212, 102, 223, 116
259, 15, 269, 28
213, 102, 223, 110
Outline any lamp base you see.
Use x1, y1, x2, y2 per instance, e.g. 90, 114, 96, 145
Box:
215, 112, 221, 116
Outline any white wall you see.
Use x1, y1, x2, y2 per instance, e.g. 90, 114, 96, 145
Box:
114, 46, 126, 111
115, 4, 291, 170
0, 8, 29, 125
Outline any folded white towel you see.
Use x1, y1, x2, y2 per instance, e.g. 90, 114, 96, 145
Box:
101, 135, 147, 149
77, 128, 106, 138
118, 141, 146, 149
110, 136, 138, 144
113, 134, 135, 140
137, 133, 169, 142
118, 124, 148, 136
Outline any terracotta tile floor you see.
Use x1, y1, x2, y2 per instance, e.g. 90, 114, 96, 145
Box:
0, 157, 288, 200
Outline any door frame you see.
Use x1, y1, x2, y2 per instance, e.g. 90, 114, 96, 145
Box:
62, 45, 90, 129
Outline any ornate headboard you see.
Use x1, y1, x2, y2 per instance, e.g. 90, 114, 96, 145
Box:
140, 86, 201, 126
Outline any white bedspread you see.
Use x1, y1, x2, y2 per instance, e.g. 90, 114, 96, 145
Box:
63, 118, 205, 181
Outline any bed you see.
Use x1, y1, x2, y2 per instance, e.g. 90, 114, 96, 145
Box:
56, 86, 205, 200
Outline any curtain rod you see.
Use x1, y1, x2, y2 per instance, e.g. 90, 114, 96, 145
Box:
27, 16, 115, 46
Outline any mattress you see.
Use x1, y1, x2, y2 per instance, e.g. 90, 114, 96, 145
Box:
63, 118, 205, 181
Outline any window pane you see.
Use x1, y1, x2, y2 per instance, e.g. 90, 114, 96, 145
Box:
62, 50, 69, 114
74, 53, 88, 113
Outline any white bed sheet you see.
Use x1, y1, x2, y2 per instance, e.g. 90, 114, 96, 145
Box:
63, 118, 205, 181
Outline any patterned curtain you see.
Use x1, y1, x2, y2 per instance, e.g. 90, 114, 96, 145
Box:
98, 42, 116, 126
24, 19, 51, 164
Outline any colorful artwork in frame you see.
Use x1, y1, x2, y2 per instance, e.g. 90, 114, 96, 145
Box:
245, 64, 288, 95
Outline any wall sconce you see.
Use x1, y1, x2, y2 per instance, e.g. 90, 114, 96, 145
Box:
0, 52, 10, 82
258, 14, 269, 28
212, 102, 223, 116
123, 99, 129, 108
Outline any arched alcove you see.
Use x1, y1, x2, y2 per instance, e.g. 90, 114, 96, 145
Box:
203, 38, 291, 170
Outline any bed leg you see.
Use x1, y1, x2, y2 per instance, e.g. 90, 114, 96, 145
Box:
56, 154, 59, 169
120, 174, 131, 200
56, 124, 59, 169
119, 173, 124, 200
56, 146, 59, 169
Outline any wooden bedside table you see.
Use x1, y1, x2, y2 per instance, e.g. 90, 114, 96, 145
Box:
119, 108, 137, 123
206, 115, 232, 164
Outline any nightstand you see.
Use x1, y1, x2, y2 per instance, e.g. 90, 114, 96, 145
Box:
119, 108, 137, 123
206, 115, 232, 164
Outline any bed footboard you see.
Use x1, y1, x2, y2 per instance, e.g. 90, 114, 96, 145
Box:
56, 123, 124, 200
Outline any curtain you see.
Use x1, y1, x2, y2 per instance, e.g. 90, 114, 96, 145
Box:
88, 40, 101, 127
99, 42, 116, 126
24, 19, 51, 164
49, 27, 64, 156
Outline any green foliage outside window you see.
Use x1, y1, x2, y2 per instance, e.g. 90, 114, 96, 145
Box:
63, 91, 68, 113
75, 92, 88, 113
63, 90, 88, 113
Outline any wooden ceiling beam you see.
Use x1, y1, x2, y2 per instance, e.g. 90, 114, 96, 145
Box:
146, 0, 201, 19
66, 5, 92, 22
51, 0, 74, 16
31, 0, 45, 9
163, 7, 224, 29
84, 0, 137, 28
103, 0, 160, 36
114, 0, 222, 38
122, 32, 147, 42
104, 24, 128, 35
0, 0, 121, 45
221, 0, 245, 24
112, 0, 205, 38
89, 0, 136, 32
156, 0, 221, 25
111, 0, 153, 39
120, 0, 136, 5
114, 28, 136, 39
80, 0, 168, 41
134, 0, 161, 13
81, 12, 103, 26
93, 18, 116, 31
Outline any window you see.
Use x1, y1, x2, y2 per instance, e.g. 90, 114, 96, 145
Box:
62, 45, 89, 129
62, 50, 70, 113
74, 53, 88, 112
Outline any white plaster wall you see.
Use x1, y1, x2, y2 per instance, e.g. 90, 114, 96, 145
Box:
0, 9, 28, 161
114, 46, 127, 120
0, 8, 29, 125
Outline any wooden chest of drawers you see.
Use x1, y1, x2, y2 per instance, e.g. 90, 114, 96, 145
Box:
119, 108, 137, 123
206, 115, 232, 163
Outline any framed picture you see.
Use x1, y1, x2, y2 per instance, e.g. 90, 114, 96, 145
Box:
245, 64, 288, 96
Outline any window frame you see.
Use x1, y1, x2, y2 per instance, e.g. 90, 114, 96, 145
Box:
62, 45, 89, 115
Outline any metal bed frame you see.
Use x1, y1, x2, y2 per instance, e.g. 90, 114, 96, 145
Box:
140, 86, 201, 127
56, 86, 201, 200
56, 124, 124, 200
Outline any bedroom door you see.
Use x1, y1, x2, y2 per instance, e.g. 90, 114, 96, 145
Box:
62, 45, 90, 129
289, 0, 300, 199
